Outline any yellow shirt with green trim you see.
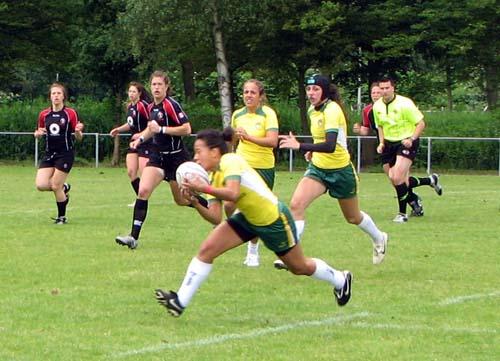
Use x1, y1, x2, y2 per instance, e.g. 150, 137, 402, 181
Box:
209, 153, 279, 226
231, 105, 278, 169
372, 95, 423, 141
308, 100, 350, 169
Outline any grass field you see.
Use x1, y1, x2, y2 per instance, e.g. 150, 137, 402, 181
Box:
0, 166, 499, 361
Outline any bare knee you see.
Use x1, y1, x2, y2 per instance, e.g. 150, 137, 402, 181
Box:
290, 199, 306, 219
138, 186, 153, 199
127, 169, 137, 181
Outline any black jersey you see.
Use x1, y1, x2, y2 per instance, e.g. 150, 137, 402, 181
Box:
148, 96, 189, 152
37, 106, 80, 153
126, 100, 150, 134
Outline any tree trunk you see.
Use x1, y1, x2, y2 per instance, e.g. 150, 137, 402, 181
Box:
446, 64, 453, 111
111, 92, 123, 166
484, 64, 498, 110
181, 59, 196, 101
210, 0, 232, 127
297, 66, 309, 134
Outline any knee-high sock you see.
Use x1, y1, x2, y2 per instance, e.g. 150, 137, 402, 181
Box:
408, 176, 431, 188
56, 197, 69, 217
395, 183, 409, 214
131, 178, 140, 195
310, 258, 345, 290
177, 257, 213, 307
131, 199, 148, 240
295, 220, 305, 240
357, 211, 384, 244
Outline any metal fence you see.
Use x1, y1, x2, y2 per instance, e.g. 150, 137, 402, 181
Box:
1, 131, 499, 175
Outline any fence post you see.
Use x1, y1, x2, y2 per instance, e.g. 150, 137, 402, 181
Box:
288, 149, 293, 172
427, 137, 432, 174
95, 133, 99, 168
356, 136, 361, 174
35, 137, 38, 167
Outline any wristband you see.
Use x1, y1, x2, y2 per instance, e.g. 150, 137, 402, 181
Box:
410, 136, 418, 141
161, 126, 167, 135
203, 185, 214, 194
139, 136, 145, 143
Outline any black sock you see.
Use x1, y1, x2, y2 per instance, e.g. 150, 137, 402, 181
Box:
57, 197, 69, 218
395, 183, 409, 214
407, 187, 418, 203
131, 178, 140, 195
131, 199, 148, 240
409, 176, 431, 188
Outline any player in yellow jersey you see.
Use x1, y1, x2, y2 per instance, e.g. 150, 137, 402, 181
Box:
154, 128, 353, 317
231, 79, 279, 267
373, 77, 443, 223
279, 75, 388, 265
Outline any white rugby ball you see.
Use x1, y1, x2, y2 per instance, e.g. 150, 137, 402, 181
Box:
175, 161, 210, 186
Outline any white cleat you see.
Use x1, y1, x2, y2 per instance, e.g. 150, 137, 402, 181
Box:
243, 253, 259, 267
373, 232, 388, 265
393, 213, 408, 223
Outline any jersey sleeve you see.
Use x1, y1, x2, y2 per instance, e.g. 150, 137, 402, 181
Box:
66, 108, 80, 130
37, 110, 47, 128
323, 102, 342, 133
220, 154, 244, 183
164, 98, 189, 125
137, 100, 150, 121
362, 105, 372, 128
403, 99, 424, 125
264, 106, 279, 131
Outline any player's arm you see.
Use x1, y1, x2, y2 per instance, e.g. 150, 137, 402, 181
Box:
159, 122, 192, 136
191, 197, 223, 225
130, 126, 154, 148
376, 126, 385, 154
279, 131, 337, 153
402, 119, 425, 148
236, 128, 278, 148
186, 177, 241, 203
110, 123, 131, 137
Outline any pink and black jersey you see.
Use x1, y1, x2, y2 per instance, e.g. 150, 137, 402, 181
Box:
38, 106, 80, 153
362, 103, 376, 129
148, 96, 189, 152
126, 99, 150, 134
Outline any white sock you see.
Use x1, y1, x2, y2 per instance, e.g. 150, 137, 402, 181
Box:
310, 258, 345, 290
177, 257, 213, 307
247, 240, 259, 255
295, 220, 305, 240
358, 211, 384, 245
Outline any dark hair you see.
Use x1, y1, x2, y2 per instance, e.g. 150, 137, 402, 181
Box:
379, 76, 395, 86
149, 70, 172, 96
128, 81, 152, 103
48, 82, 68, 102
328, 83, 349, 121
196, 127, 235, 155
243, 79, 267, 105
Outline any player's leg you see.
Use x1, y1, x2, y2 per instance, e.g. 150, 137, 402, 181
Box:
126, 152, 140, 196
155, 221, 245, 316
35, 167, 54, 192
289, 176, 326, 240
388, 156, 413, 222
277, 244, 352, 306
50, 169, 70, 223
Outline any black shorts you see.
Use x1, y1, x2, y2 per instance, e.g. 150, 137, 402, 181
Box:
146, 148, 190, 181
127, 142, 153, 158
39, 151, 74, 173
381, 138, 420, 167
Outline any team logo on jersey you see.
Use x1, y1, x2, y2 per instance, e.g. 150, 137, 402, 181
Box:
255, 122, 263, 130
127, 116, 134, 126
132, 109, 136, 116
60, 118, 66, 125
179, 112, 185, 119
157, 112, 164, 120
49, 123, 61, 135
402, 149, 410, 155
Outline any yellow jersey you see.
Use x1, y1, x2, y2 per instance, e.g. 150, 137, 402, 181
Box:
372, 95, 423, 141
231, 105, 278, 169
209, 153, 279, 226
308, 100, 350, 169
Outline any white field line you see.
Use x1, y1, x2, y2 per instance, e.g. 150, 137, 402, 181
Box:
113, 312, 370, 358
439, 290, 500, 306
350, 322, 497, 334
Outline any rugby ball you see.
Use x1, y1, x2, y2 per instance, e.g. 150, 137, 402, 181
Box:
175, 161, 210, 187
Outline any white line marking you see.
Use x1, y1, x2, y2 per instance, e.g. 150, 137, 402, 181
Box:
113, 312, 370, 358
439, 291, 500, 306
351, 322, 497, 334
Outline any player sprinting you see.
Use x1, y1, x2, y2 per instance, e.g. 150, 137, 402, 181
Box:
154, 128, 352, 317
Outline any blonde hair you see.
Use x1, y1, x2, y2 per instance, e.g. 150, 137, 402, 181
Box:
149, 70, 172, 96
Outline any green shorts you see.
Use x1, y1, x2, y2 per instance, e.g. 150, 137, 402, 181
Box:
304, 162, 358, 199
226, 201, 297, 255
254, 167, 275, 190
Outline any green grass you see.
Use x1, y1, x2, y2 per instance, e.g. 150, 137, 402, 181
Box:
1, 166, 499, 360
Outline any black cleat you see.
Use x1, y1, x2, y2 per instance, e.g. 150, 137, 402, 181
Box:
52, 216, 67, 225
430, 173, 443, 196
155, 289, 184, 317
409, 194, 424, 217
334, 271, 352, 306
273, 259, 289, 271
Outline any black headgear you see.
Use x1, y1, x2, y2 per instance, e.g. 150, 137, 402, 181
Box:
305, 74, 331, 100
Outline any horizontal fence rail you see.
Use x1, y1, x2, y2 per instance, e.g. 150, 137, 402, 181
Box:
1, 132, 499, 175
